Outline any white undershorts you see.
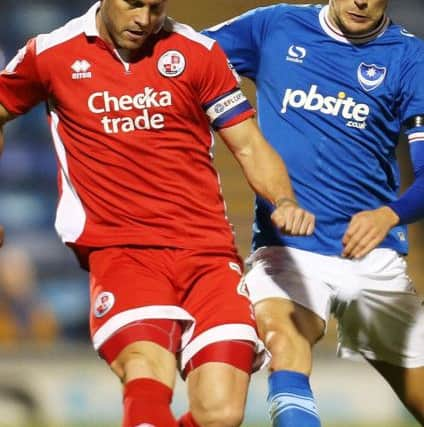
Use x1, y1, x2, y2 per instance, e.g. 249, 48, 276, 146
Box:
245, 246, 424, 368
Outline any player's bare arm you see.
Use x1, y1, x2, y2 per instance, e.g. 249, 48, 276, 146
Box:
0, 102, 16, 247
342, 205, 400, 259
218, 118, 315, 236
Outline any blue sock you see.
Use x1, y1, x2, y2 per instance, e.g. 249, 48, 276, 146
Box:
267, 370, 321, 427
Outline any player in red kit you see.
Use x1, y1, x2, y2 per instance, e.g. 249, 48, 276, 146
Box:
0, 1, 315, 426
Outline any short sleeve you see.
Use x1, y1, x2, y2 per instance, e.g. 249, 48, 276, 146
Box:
0, 38, 48, 115
399, 42, 424, 124
202, 6, 277, 80
197, 41, 254, 129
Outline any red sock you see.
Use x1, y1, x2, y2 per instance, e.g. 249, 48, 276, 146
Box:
178, 412, 200, 427
123, 378, 178, 427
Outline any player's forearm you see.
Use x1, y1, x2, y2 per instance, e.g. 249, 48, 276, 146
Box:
0, 126, 4, 156
220, 120, 296, 205
387, 139, 424, 224
387, 174, 424, 224
238, 139, 295, 205
0, 103, 14, 153
0, 104, 14, 248
0, 125, 4, 246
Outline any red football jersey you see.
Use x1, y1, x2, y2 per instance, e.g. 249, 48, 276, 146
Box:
0, 4, 254, 252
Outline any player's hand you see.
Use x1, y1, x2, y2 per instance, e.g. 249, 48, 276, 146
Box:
342, 206, 399, 259
271, 198, 315, 236
0, 225, 4, 247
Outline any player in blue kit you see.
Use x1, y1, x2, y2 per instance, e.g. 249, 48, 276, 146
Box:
204, 1, 424, 426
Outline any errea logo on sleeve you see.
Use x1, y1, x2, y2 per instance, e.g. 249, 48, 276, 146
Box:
71, 59, 92, 80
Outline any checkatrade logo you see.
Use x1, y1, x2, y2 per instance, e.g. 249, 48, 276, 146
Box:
281, 85, 370, 129
87, 87, 172, 134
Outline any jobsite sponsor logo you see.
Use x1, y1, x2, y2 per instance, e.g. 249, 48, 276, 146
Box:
281, 85, 370, 129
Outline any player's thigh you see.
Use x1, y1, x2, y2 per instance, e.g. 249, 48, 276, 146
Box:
245, 246, 328, 344
88, 247, 193, 384
185, 361, 250, 425
179, 251, 258, 377
336, 250, 424, 368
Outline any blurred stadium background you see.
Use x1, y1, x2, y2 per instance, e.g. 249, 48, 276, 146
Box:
0, 0, 423, 426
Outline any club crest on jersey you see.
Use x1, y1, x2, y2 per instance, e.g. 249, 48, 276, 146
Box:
94, 291, 115, 318
158, 50, 186, 77
357, 63, 387, 92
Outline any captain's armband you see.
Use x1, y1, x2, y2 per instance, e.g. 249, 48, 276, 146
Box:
404, 115, 424, 130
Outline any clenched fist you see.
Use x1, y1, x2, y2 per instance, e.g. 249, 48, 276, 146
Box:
271, 198, 315, 236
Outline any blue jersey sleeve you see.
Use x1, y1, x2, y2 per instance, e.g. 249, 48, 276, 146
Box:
388, 39, 424, 224
202, 6, 281, 80
398, 41, 424, 122
388, 127, 424, 224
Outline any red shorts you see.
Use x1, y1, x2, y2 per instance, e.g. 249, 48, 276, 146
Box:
87, 246, 259, 373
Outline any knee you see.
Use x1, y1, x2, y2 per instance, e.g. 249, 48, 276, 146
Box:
264, 328, 312, 374
111, 349, 156, 383
191, 397, 244, 427
110, 342, 175, 385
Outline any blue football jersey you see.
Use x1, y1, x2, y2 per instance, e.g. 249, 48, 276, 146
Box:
204, 4, 424, 255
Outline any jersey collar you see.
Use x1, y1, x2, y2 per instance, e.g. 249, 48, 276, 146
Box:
83, 2, 101, 37
319, 5, 390, 44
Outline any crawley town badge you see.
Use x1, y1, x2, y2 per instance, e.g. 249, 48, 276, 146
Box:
158, 50, 186, 77
94, 291, 115, 318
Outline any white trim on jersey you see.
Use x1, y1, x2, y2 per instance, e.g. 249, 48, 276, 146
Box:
83, 2, 101, 36
208, 129, 235, 235
179, 323, 258, 371
164, 17, 215, 51
35, 4, 215, 56
409, 132, 424, 143
50, 111, 87, 243
4, 46, 27, 73
36, 2, 99, 55
92, 306, 195, 351
319, 5, 390, 45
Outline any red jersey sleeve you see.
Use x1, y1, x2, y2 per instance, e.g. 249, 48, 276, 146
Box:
0, 38, 48, 115
197, 42, 254, 130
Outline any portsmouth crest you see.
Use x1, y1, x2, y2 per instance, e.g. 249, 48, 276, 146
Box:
94, 291, 115, 318
357, 63, 387, 92
158, 50, 186, 77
